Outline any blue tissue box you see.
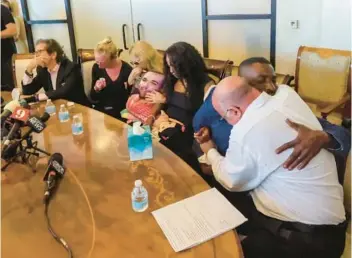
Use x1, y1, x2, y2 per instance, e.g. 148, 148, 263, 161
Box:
128, 125, 153, 161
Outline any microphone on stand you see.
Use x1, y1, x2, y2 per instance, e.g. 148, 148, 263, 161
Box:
1, 99, 30, 126
2, 106, 31, 149
1, 112, 50, 161
41, 152, 73, 257
43, 153, 65, 204
1, 100, 21, 126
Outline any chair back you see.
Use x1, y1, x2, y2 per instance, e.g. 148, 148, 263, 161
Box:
276, 73, 294, 86
204, 58, 233, 82
118, 50, 130, 63
295, 46, 351, 104
157, 49, 233, 82
11, 53, 41, 92
77, 49, 95, 98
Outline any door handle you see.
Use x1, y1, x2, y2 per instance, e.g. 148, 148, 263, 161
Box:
122, 24, 128, 50
137, 23, 142, 41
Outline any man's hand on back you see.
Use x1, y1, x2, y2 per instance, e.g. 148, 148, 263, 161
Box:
276, 119, 330, 170
194, 127, 211, 144
200, 140, 216, 155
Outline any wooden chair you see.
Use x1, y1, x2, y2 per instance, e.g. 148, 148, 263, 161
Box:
294, 46, 351, 125
118, 49, 131, 64
11, 53, 45, 93
204, 58, 233, 82
156, 49, 233, 83
77, 48, 123, 99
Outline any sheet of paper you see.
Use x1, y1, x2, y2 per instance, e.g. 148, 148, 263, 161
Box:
152, 188, 247, 252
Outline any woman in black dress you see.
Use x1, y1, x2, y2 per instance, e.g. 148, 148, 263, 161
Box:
148, 42, 214, 171
90, 38, 132, 120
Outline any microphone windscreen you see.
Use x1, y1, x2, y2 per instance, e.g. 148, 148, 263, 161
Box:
49, 153, 63, 165
43, 153, 65, 180
40, 112, 50, 122
3, 100, 20, 112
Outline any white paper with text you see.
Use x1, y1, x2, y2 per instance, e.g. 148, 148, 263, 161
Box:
152, 188, 247, 252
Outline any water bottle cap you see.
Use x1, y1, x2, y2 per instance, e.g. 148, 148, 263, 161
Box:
134, 180, 142, 187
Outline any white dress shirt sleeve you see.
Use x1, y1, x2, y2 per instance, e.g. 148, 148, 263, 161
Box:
207, 140, 259, 192
22, 73, 34, 85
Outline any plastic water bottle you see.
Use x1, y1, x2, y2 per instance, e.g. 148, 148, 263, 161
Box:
45, 99, 56, 116
71, 114, 84, 135
131, 180, 148, 212
58, 104, 70, 122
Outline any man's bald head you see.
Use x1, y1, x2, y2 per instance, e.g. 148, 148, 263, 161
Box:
212, 76, 260, 125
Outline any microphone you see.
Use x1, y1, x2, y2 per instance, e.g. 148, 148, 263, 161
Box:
27, 113, 50, 133
43, 153, 65, 204
1, 112, 50, 160
0, 99, 30, 126
1, 100, 20, 125
2, 106, 31, 148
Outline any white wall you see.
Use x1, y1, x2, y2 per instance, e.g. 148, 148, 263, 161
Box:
276, 0, 351, 75
320, 0, 351, 50
12, 0, 352, 75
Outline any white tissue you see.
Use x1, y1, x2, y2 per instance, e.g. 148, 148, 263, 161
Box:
11, 88, 21, 101
132, 121, 145, 135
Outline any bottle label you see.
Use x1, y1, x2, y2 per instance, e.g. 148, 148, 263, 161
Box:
132, 199, 148, 211
59, 112, 69, 122
72, 123, 83, 135
45, 105, 56, 114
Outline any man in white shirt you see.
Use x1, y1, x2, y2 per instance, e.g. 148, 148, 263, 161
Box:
199, 76, 346, 258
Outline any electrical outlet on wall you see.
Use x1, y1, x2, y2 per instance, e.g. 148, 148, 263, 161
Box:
290, 20, 299, 29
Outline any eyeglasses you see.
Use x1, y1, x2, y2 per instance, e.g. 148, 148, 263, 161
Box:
35, 49, 46, 55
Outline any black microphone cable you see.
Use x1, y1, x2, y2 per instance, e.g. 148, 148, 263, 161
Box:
44, 200, 73, 258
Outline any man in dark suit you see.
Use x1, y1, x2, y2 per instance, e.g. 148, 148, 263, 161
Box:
22, 39, 88, 106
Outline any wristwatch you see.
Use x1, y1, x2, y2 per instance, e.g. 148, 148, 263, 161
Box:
25, 70, 34, 78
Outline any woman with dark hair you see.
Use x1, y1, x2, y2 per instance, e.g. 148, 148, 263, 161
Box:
148, 42, 214, 170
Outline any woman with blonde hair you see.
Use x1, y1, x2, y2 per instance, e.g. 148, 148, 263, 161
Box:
90, 37, 132, 120
127, 41, 163, 87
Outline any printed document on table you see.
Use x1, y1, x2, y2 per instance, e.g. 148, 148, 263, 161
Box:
152, 188, 247, 252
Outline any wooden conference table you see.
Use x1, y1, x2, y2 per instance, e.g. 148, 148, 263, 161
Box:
1, 93, 243, 258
